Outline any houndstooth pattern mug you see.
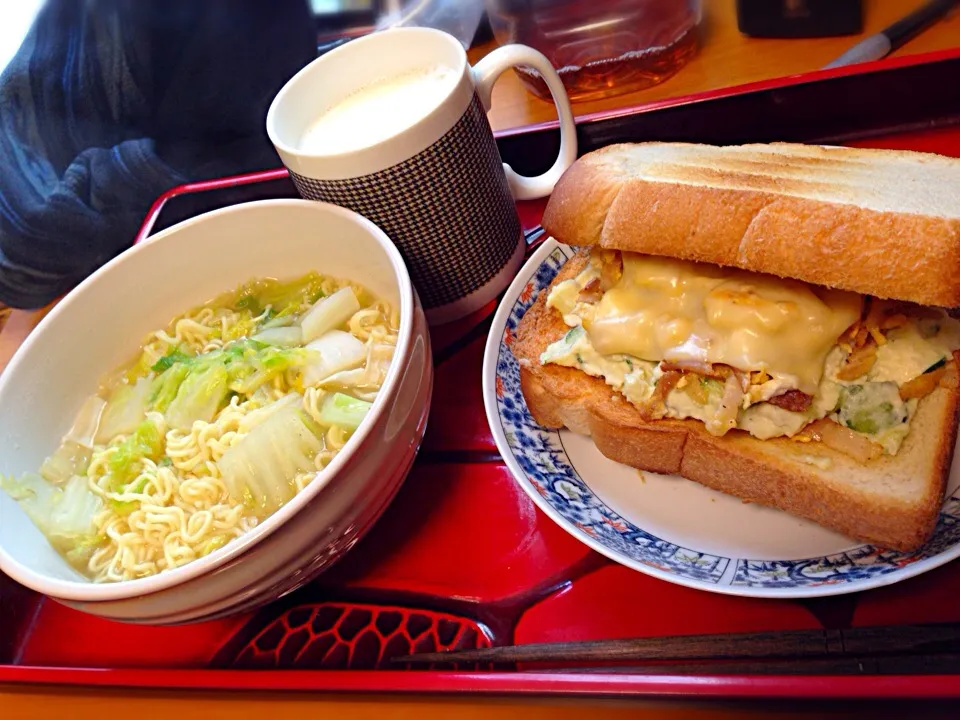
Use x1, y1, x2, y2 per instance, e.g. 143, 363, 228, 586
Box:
266, 27, 577, 324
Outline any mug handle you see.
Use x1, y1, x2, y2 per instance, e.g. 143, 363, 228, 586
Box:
471, 45, 578, 201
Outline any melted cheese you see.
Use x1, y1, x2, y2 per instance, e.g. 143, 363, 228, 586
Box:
583, 255, 863, 393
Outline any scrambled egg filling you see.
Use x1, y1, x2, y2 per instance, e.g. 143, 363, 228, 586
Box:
540, 254, 960, 457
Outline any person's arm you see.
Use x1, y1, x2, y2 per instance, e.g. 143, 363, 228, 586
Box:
0, 0, 316, 310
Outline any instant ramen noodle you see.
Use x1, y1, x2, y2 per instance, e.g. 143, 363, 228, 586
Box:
1, 272, 398, 582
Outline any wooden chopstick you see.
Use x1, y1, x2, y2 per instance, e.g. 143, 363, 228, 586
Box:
527, 653, 960, 676
392, 623, 960, 665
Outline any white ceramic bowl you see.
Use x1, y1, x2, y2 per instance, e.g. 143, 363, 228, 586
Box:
0, 200, 433, 624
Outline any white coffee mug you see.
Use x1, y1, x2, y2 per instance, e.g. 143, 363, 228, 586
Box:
266, 27, 577, 324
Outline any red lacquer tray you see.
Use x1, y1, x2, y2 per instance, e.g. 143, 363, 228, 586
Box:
5, 48, 960, 700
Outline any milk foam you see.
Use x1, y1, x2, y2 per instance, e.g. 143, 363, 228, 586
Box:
298, 64, 458, 155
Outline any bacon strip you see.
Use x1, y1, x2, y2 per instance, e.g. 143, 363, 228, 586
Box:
683, 374, 710, 405
942, 356, 960, 389
897, 351, 960, 399
838, 320, 860, 348
864, 297, 886, 332
578, 277, 602, 303
881, 313, 908, 330
652, 371, 682, 403
599, 250, 623, 291
854, 326, 870, 348
900, 365, 947, 400
715, 375, 744, 433
640, 370, 682, 421
837, 341, 877, 381
802, 419, 882, 464
660, 360, 715, 377
767, 389, 813, 412
659, 361, 749, 391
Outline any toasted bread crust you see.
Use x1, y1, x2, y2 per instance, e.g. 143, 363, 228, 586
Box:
542, 143, 960, 308
514, 252, 958, 551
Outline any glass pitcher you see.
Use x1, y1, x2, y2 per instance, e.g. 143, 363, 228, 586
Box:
484, 0, 703, 103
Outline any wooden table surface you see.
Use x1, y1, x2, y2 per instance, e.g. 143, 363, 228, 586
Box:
3, 0, 960, 716
473, 0, 960, 134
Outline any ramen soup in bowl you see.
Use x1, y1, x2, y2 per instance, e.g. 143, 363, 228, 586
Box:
0, 200, 432, 623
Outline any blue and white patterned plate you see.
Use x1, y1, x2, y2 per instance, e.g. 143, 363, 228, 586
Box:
482, 238, 960, 598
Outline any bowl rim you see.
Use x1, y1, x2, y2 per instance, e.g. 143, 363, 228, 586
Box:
0, 199, 417, 602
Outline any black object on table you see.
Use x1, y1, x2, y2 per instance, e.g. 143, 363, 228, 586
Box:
737, 0, 864, 38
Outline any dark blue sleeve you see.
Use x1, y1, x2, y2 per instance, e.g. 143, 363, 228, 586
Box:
0, 0, 316, 309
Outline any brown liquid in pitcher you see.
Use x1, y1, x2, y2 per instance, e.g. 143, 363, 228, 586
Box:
486, 0, 701, 103
516, 24, 699, 103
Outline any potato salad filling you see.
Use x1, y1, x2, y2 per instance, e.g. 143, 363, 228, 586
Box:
540, 250, 960, 463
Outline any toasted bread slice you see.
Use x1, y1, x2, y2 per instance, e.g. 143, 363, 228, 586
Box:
541, 142, 960, 307
514, 251, 959, 551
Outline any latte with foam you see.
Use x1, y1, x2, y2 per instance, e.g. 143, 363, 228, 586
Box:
298, 64, 458, 155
